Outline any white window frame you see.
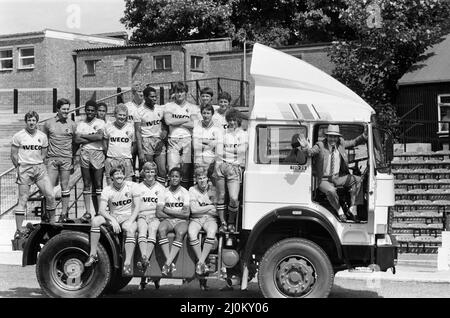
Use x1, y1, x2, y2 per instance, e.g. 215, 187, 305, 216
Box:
0, 47, 13, 71
190, 55, 203, 71
153, 55, 172, 71
18, 46, 35, 69
84, 59, 99, 75
438, 94, 450, 133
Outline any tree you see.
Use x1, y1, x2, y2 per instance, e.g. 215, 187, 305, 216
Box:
329, 0, 450, 129
121, 0, 354, 46
121, 0, 235, 43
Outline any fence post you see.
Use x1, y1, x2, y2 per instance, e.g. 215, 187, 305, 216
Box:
13, 89, 18, 114
117, 87, 122, 104
52, 88, 57, 113
159, 87, 164, 105
75, 88, 80, 116
195, 80, 200, 104
217, 78, 221, 95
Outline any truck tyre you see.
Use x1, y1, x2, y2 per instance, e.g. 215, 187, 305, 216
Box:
36, 231, 111, 298
258, 238, 334, 298
105, 271, 132, 294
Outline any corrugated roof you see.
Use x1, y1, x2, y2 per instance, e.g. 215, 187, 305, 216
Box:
0, 30, 45, 39
398, 33, 450, 86
0, 28, 125, 44
74, 37, 231, 53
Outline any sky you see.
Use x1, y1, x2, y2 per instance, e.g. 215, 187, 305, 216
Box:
0, 0, 128, 36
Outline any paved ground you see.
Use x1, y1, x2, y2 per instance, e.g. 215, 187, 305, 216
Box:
1, 217, 449, 299
0, 264, 448, 298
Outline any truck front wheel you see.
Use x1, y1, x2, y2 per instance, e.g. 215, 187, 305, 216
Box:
36, 231, 111, 298
258, 238, 334, 298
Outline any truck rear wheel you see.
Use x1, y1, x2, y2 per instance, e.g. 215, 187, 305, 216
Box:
36, 231, 111, 298
258, 238, 334, 298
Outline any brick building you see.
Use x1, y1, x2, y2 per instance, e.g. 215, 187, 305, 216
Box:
0, 29, 125, 113
74, 38, 232, 103
396, 33, 450, 150
0, 30, 334, 112
75, 39, 333, 107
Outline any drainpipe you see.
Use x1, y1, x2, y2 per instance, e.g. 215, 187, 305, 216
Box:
72, 52, 79, 115
181, 45, 187, 82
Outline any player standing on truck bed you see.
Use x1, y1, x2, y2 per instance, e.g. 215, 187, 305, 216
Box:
103, 104, 135, 185
212, 91, 232, 131
164, 82, 201, 189
84, 164, 141, 275
42, 98, 77, 223
11, 111, 57, 235
193, 104, 222, 183
214, 108, 248, 233
134, 86, 167, 185
75, 100, 106, 223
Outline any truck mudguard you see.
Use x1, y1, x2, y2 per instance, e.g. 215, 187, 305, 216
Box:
241, 207, 343, 264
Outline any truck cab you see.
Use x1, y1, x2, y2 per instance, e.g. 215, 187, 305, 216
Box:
22, 43, 397, 298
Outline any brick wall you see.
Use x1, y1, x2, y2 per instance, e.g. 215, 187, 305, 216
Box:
0, 37, 47, 89
0, 34, 121, 113
77, 46, 188, 89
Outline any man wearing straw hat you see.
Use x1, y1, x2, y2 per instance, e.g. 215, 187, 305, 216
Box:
298, 124, 367, 222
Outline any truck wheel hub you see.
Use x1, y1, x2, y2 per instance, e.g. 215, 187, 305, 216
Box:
64, 258, 84, 278
277, 257, 315, 296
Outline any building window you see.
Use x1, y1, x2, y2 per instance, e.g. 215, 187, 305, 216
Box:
191, 56, 203, 71
438, 94, 450, 132
18, 47, 35, 69
84, 60, 98, 75
0, 48, 13, 71
154, 55, 172, 71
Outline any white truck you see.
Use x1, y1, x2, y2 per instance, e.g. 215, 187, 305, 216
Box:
22, 43, 397, 298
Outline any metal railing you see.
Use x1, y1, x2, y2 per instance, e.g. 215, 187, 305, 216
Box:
76, 78, 250, 116
0, 88, 125, 217
0, 167, 17, 215
1, 77, 249, 216
397, 119, 448, 151
0, 88, 58, 114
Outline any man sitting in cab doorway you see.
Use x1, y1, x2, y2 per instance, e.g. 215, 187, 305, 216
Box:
298, 124, 367, 222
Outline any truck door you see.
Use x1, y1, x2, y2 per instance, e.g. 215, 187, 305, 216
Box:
243, 123, 312, 229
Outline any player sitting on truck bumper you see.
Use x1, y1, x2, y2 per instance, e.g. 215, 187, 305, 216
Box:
188, 166, 218, 290
136, 161, 166, 270
157, 167, 190, 276
84, 165, 141, 275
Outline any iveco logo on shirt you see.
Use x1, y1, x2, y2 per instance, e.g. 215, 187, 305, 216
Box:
172, 114, 190, 119
23, 145, 42, 150
110, 137, 130, 142
166, 202, 184, 207
112, 199, 132, 206
199, 202, 208, 206
224, 144, 238, 149
145, 120, 161, 126
143, 197, 158, 203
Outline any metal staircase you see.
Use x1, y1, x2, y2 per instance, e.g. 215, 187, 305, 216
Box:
391, 150, 450, 253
